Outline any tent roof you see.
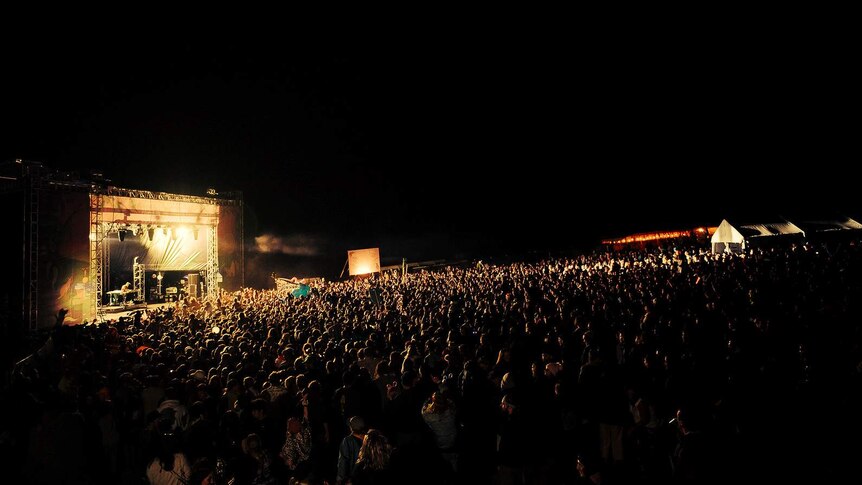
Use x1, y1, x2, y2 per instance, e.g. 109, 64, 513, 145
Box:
739, 221, 805, 238
711, 219, 745, 244
793, 217, 862, 233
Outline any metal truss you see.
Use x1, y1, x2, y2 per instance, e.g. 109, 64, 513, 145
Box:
24, 163, 41, 331
89, 194, 105, 320
133, 257, 144, 302
206, 224, 219, 300
103, 186, 241, 206
105, 233, 111, 294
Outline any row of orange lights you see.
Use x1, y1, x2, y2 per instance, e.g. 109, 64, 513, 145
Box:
602, 227, 716, 245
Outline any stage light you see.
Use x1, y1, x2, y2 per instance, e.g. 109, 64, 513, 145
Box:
193, 227, 199, 240
163, 227, 168, 236
118, 229, 126, 242
171, 228, 177, 241
147, 227, 155, 241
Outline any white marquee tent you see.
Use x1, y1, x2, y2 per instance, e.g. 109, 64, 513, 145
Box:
711, 219, 746, 254
739, 221, 805, 238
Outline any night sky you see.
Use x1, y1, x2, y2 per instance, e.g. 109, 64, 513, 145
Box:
3, 31, 856, 279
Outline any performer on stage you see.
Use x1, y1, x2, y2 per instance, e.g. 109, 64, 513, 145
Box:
121, 282, 132, 304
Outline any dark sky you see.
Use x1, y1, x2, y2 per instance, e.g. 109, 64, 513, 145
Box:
2, 30, 857, 277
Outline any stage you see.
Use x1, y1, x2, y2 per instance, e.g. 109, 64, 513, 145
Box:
6, 161, 243, 331
102, 302, 149, 314
106, 302, 175, 320
61, 302, 176, 325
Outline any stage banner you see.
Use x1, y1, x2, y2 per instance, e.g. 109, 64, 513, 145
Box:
348, 248, 380, 276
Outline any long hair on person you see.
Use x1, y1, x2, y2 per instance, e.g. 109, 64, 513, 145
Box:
356, 429, 392, 470
242, 433, 266, 462
156, 432, 180, 472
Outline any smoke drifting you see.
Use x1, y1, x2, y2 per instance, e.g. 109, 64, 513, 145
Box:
253, 233, 321, 256
245, 233, 336, 287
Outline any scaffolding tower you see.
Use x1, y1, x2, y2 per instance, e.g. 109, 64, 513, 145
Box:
23, 163, 41, 331
89, 193, 105, 319
104, 230, 111, 294
132, 257, 144, 302
206, 224, 219, 300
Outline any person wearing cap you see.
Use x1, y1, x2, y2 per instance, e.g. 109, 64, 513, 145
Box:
336, 415, 367, 485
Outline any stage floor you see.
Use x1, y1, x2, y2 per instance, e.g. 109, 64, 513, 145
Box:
103, 303, 148, 314
97, 302, 175, 322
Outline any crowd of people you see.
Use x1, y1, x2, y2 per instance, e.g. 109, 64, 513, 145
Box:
3, 240, 862, 484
